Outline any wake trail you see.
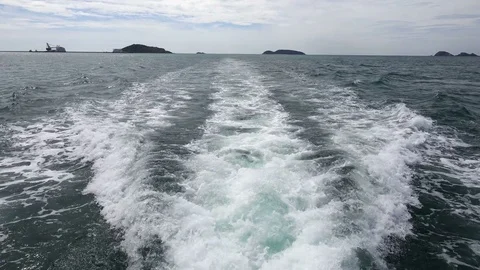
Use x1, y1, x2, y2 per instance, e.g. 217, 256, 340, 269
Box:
157, 59, 371, 269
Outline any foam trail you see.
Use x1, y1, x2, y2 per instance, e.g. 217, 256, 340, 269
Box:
268, 68, 440, 268
70, 68, 199, 267
298, 75, 480, 267
146, 59, 378, 270
306, 86, 427, 259
0, 68, 189, 207
1, 67, 196, 268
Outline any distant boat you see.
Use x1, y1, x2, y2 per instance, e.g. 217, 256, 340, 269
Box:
46, 43, 66, 52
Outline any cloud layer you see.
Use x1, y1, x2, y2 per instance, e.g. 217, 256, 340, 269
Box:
1, 0, 479, 54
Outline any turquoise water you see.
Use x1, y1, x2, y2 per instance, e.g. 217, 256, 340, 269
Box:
1, 53, 479, 269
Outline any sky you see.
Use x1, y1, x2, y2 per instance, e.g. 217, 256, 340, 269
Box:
0, 0, 479, 55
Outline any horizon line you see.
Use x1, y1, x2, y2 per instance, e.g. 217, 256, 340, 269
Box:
0, 51, 453, 57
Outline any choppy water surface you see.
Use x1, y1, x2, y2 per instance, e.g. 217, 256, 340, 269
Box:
1, 53, 479, 269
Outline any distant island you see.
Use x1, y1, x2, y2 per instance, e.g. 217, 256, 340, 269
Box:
112, 44, 172, 53
196, 52, 206, 54
434, 51, 477, 57
457, 52, 478, 57
262, 49, 306, 55
434, 51, 453, 56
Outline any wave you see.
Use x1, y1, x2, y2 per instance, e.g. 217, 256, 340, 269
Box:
304, 86, 428, 268
0, 66, 197, 268
79, 59, 330, 269
85, 59, 431, 269
158, 60, 331, 269
432, 92, 479, 122
4, 57, 478, 269
344, 79, 363, 87
371, 72, 442, 88
371, 72, 411, 86
359, 63, 380, 68
80, 59, 416, 269
281, 67, 480, 268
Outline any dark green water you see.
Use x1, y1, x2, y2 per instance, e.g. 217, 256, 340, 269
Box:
1, 53, 479, 269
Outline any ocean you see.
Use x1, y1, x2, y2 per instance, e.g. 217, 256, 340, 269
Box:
0, 53, 479, 270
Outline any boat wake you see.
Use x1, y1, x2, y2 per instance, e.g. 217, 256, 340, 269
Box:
3, 58, 478, 270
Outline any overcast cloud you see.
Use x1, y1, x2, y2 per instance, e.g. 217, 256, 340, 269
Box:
0, 0, 479, 54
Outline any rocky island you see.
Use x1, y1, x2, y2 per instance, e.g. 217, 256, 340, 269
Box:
112, 44, 172, 53
434, 51, 478, 57
457, 52, 478, 57
434, 51, 454, 56
262, 49, 306, 55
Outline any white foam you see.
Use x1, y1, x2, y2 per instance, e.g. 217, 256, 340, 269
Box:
0, 121, 75, 205
67, 66, 209, 268
111, 59, 403, 270
293, 72, 480, 267
6, 58, 476, 269
0, 66, 194, 230
66, 59, 368, 269
438, 157, 480, 187
298, 84, 428, 266
0, 231, 8, 242
79, 59, 443, 269
409, 116, 433, 131
166, 60, 328, 269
